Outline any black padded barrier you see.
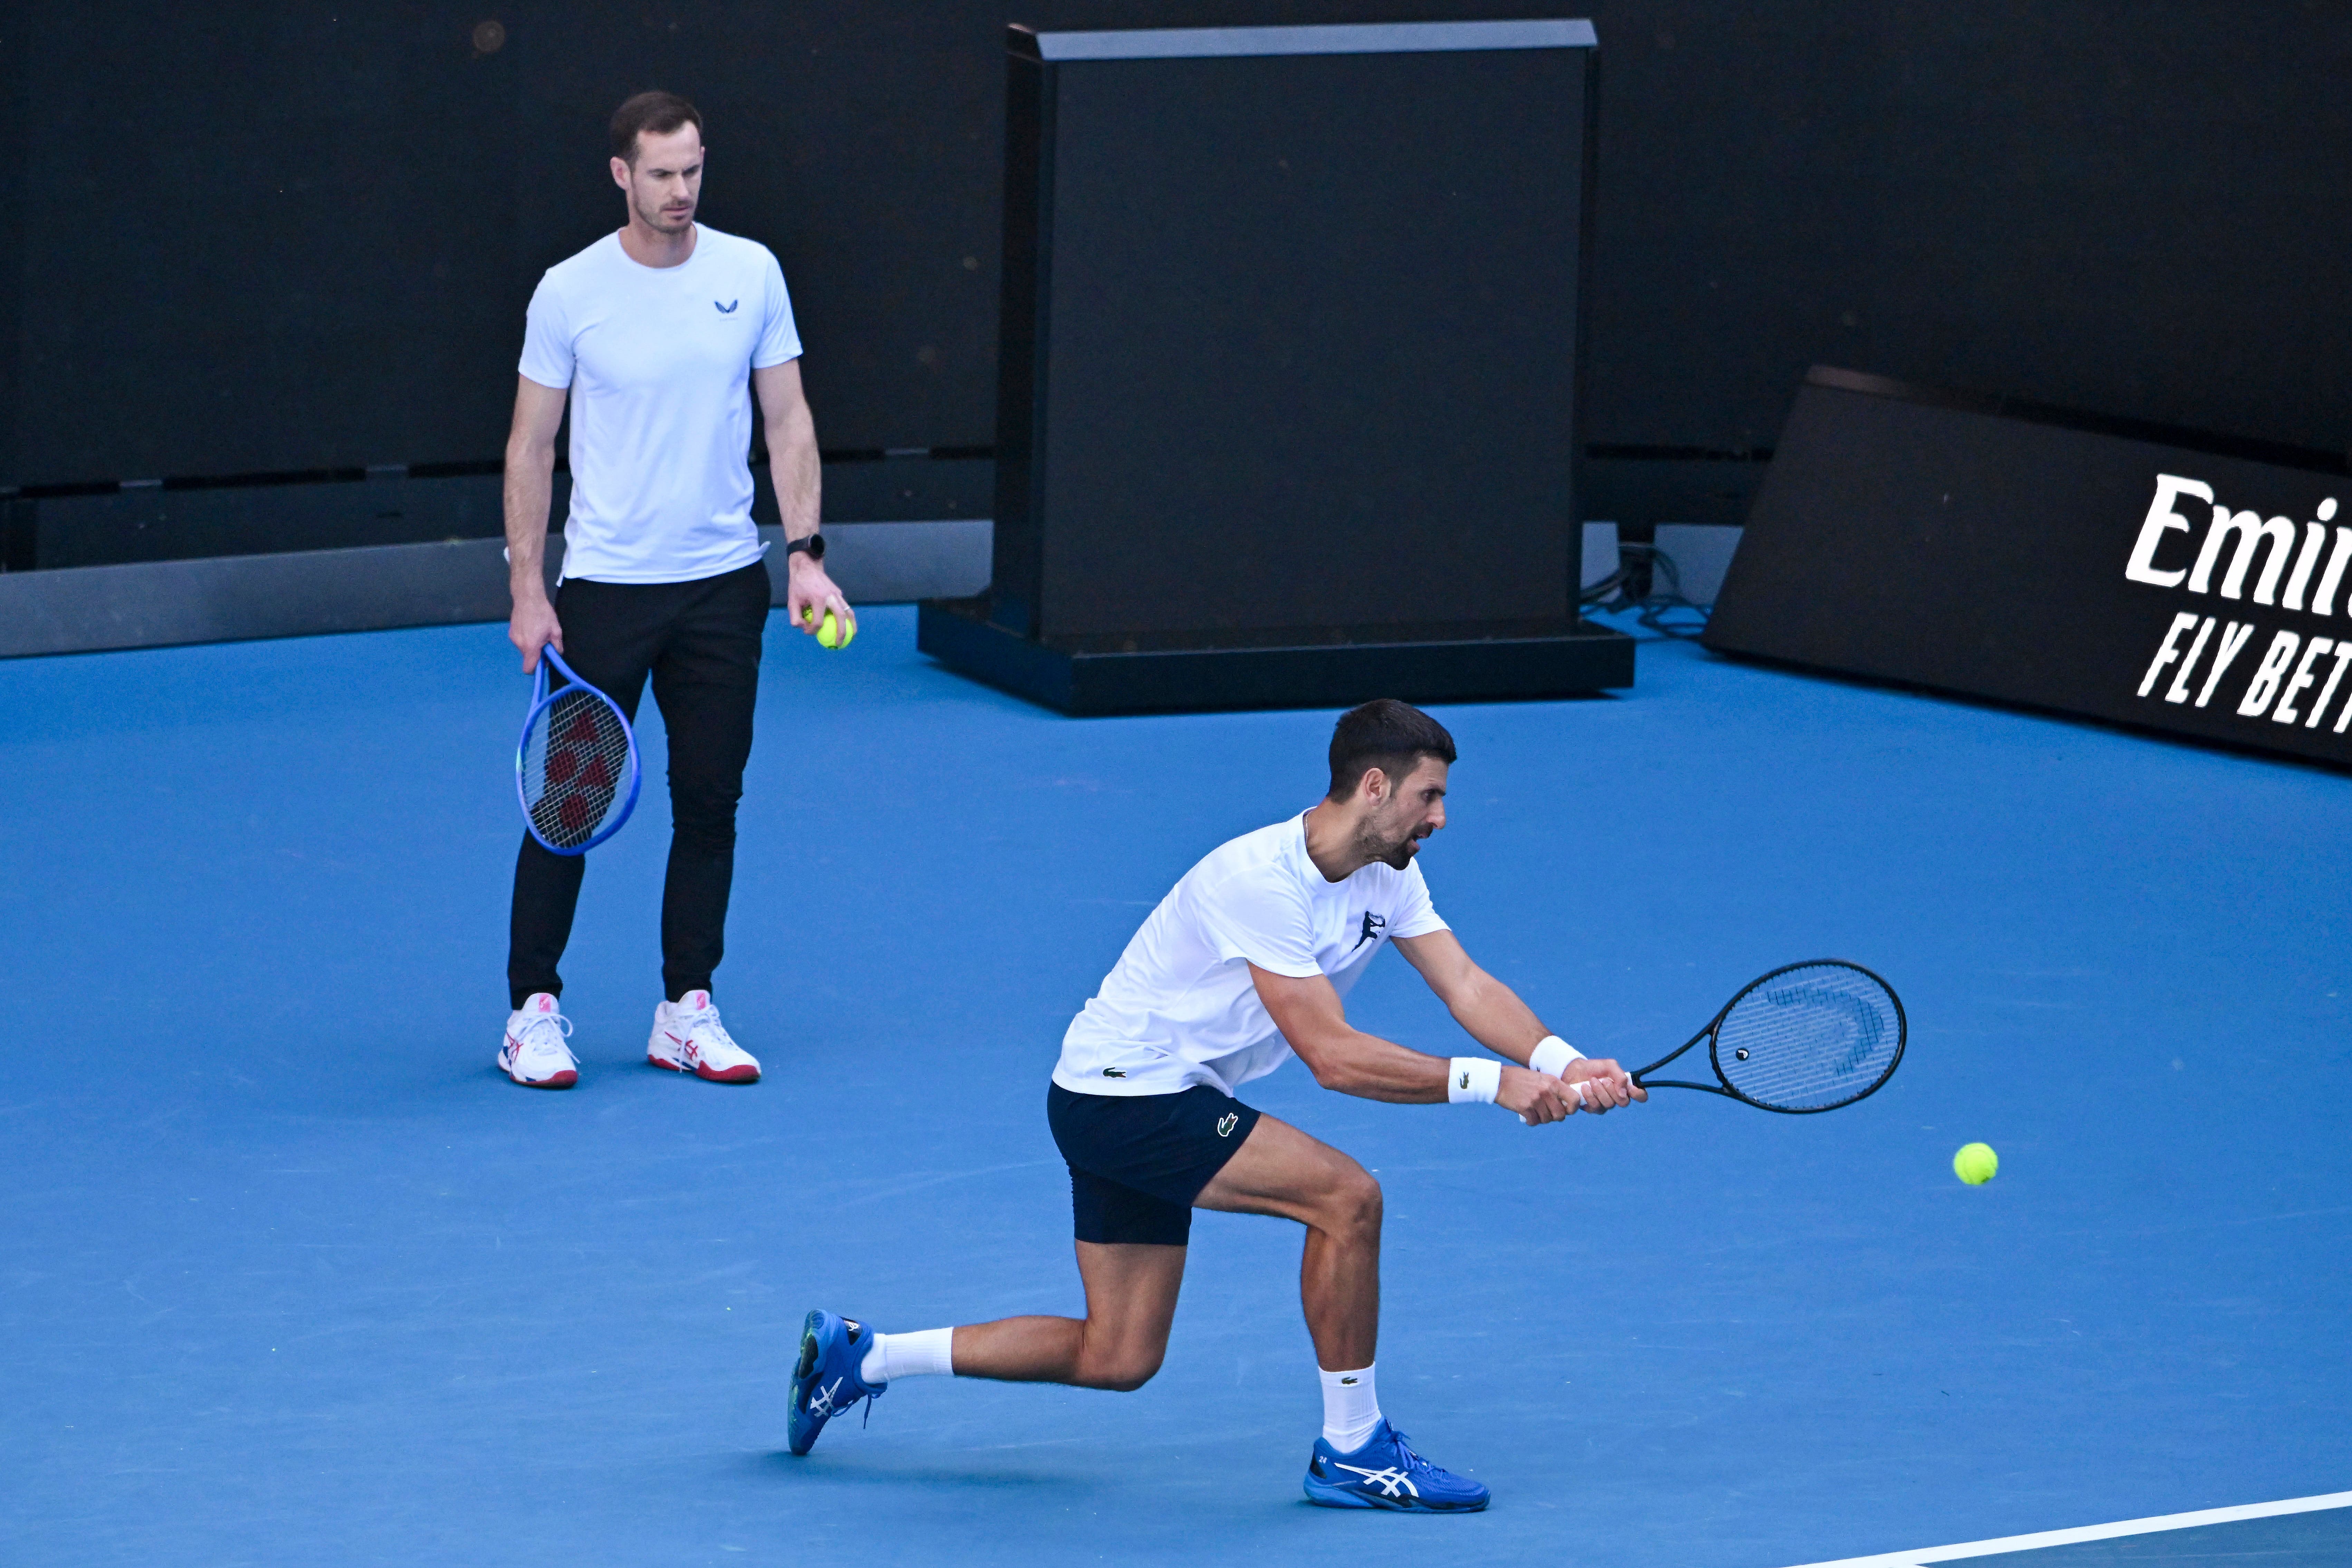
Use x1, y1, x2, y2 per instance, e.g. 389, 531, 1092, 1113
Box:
1706, 369, 2352, 768
0, 522, 990, 660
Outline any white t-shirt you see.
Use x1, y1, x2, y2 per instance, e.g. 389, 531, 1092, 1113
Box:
518, 226, 802, 584
1053, 813, 1449, 1098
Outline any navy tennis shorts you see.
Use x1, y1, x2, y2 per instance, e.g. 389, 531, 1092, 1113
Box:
1045, 1083, 1263, 1246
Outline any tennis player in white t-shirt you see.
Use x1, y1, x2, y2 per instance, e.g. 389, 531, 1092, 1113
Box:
495, 92, 851, 1091
786, 700, 1644, 1510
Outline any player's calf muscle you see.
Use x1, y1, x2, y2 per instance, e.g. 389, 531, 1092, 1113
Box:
952, 1315, 1168, 1391
948, 1240, 1185, 1389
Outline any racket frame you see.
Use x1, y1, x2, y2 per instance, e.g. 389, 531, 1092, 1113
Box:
1628, 958, 1906, 1114
514, 647, 642, 856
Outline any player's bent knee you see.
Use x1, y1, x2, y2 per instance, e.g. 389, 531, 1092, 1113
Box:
1332, 1165, 1383, 1238
1079, 1352, 1163, 1393
1091, 1368, 1156, 1394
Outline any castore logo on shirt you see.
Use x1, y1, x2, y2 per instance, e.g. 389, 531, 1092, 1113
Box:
714, 299, 739, 314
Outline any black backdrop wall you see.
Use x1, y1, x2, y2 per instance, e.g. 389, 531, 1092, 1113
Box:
2, 1, 2346, 527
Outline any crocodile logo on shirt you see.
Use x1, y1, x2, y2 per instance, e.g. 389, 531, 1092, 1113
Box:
1352, 911, 1387, 950
715, 299, 739, 314
1101, 1067, 1126, 1079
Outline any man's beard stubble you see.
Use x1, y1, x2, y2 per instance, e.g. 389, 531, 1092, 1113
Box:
1355, 818, 1422, 871
638, 196, 694, 235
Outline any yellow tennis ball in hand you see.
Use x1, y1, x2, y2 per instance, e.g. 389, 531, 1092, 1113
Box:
1953, 1142, 1998, 1185
815, 610, 854, 650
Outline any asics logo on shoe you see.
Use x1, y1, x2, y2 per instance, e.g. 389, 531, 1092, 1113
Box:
1101, 1067, 1126, 1079
1216, 1113, 1238, 1137
804, 1378, 848, 1419
1334, 1462, 1419, 1499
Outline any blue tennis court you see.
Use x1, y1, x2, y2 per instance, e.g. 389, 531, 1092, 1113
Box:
3, 607, 2347, 1565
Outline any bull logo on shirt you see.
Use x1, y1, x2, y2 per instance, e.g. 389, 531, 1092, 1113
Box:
1352, 912, 1387, 951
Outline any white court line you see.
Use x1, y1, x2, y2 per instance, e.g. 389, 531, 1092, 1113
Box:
1782, 1489, 2352, 1567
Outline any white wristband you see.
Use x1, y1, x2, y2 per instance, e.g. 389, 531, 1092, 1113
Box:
1447, 1057, 1503, 1105
1529, 1035, 1583, 1078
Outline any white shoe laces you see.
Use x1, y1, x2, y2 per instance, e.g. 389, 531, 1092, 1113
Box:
513, 1008, 576, 1067
671, 1001, 744, 1060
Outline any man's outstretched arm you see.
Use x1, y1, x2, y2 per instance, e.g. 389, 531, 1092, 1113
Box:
1249, 964, 1582, 1122
1391, 929, 1643, 1111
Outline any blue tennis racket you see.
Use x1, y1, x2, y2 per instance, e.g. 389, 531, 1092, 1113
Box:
515, 648, 641, 854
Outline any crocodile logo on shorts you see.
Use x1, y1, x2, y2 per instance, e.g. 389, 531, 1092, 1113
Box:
1216, 1112, 1239, 1137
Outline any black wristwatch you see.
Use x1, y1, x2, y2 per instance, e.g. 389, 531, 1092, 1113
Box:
784, 532, 825, 562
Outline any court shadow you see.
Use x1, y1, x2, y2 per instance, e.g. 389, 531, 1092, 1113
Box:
751, 1447, 1100, 1497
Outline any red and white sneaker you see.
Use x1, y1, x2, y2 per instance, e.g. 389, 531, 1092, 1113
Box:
499, 993, 579, 1089
648, 991, 761, 1083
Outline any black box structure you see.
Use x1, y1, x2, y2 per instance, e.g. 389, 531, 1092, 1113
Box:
919, 19, 1631, 715
1706, 367, 2352, 767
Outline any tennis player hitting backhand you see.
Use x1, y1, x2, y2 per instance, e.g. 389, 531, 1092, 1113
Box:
787, 700, 1643, 1511
496, 92, 852, 1091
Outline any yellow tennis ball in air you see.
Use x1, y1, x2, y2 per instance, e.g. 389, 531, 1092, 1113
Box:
1953, 1142, 1998, 1185
815, 610, 854, 650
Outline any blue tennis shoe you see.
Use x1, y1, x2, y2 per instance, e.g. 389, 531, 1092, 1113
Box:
787, 1308, 884, 1456
1302, 1420, 1490, 1511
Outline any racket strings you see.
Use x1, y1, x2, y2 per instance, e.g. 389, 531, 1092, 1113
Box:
1713, 964, 1901, 1111
522, 687, 633, 851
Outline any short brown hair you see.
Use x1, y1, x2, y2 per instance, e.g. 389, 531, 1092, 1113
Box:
610, 91, 702, 163
1327, 699, 1457, 800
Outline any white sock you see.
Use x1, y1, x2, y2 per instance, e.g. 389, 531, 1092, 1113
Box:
860, 1327, 955, 1386
1320, 1364, 1382, 1453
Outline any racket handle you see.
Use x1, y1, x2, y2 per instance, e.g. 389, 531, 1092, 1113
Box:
1520, 1079, 1615, 1125
1524, 1080, 1588, 1125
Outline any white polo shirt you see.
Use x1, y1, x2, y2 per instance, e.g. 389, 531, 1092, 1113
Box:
1053, 813, 1449, 1098
518, 225, 802, 584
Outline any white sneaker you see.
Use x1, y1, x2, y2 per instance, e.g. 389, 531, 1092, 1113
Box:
648, 991, 761, 1083
499, 993, 579, 1089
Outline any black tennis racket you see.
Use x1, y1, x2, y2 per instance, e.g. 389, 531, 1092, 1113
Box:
1578, 959, 1905, 1113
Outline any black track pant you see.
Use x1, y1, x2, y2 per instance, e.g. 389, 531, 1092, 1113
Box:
507, 561, 770, 1009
